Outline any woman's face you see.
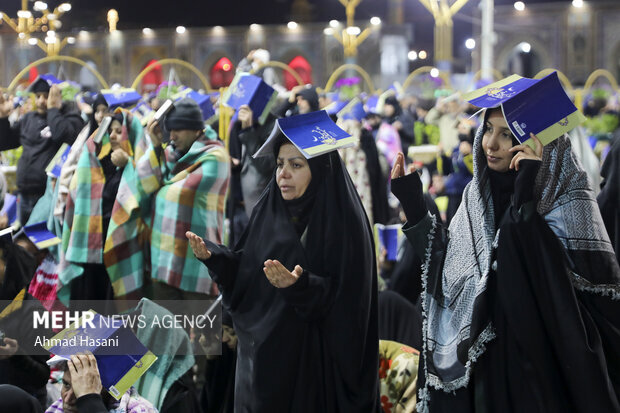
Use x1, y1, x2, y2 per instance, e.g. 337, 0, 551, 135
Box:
276, 143, 312, 201
94, 104, 108, 125
109, 119, 123, 150
482, 109, 516, 173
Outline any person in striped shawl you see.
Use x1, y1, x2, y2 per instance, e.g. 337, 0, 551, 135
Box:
59, 110, 137, 304
104, 98, 230, 300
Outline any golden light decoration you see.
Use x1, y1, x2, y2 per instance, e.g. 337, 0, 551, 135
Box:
417, 0, 470, 63
0, 0, 73, 56
107, 9, 118, 32
328, 0, 380, 58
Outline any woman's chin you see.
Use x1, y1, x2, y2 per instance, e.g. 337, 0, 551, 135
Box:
487, 162, 510, 173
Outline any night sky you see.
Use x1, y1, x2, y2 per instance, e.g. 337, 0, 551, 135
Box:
0, 0, 610, 63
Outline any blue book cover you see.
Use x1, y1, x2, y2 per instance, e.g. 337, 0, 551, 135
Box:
364, 95, 380, 114
463, 72, 585, 147
374, 224, 402, 261
45, 311, 157, 400
325, 99, 350, 116
23, 221, 61, 249
130, 101, 154, 126
253, 110, 356, 159
224, 73, 278, 124
173, 88, 216, 121
45, 143, 71, 178
39, 73, 63, 86
1, 194, 17, 227
101, 88, 142, 108
338, 98, 366, 121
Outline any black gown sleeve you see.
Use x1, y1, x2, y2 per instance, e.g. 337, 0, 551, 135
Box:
278, 269, 334, 321
200, 240, 242, 294
0, 117, 22, 151
47, 108, 84, 146
272, 100, 296, 118
391, 171, 428, 225
76, 393, 108, 413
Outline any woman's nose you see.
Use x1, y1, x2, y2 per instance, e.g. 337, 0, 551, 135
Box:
487, 133, 499, 150
278, 166, 290, 178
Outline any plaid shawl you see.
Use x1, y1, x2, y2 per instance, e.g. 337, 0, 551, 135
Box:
57, 111, 139, 300
104, 125, 229, 296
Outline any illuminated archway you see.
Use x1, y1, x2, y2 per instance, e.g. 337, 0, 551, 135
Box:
8, 55, 109, 92
323, 64, 376, 93
131, 58, 213, 92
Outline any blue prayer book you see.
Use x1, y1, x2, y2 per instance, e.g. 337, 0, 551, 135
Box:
1, 194, 18, 227
39, 73, 62, 86
325, 99, 350, 116
338, 98, 366, 121
45, 143, 71, 178
26, 74, 62, 93
172, 88, 216, 121
463, 72, 585, 147
23, 221, 61, 249
364, 95, 380, 115
130, 101, 154, 126
224, 73, 278, 124
253, 110, 355, 159
374, 224, 402, 261
101, 88, 142, 108
45, 311, 157, 400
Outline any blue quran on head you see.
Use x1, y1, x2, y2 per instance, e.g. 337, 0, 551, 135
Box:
101, 88, 142, 108
463, 71, 586, 147
253, 110, 355, 159
172, 88, 216, 121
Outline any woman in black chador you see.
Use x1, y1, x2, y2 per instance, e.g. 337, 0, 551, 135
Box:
187, 115, 379, 412
392, 107, 620, 412
392, 109, 620, 413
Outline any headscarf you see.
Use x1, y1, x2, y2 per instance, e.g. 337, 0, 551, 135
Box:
273, 135, 324, 236
88, 93, 109, 136
0, 240, 36, 302
0, 385, 42, 413
216, 147, 378, 411
298, 88, 320, 112
419, 113, 619, 397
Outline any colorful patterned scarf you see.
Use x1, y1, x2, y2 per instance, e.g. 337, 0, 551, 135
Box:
57, 111, 139, 300
104, 125, 229, 296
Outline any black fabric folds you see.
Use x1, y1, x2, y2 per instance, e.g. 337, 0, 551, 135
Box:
485, 211, 620, 412
360, 128, 390, 224
0, 384, 43, 413
202, 151, 379, 412
598, 136, 620, 263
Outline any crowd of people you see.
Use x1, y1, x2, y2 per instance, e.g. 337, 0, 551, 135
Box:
0, 59, 618, 413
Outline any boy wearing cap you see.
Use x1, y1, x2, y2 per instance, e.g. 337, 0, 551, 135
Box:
0, 78, 84, 224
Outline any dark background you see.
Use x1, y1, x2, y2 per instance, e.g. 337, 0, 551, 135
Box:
0, 0, 610, 65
